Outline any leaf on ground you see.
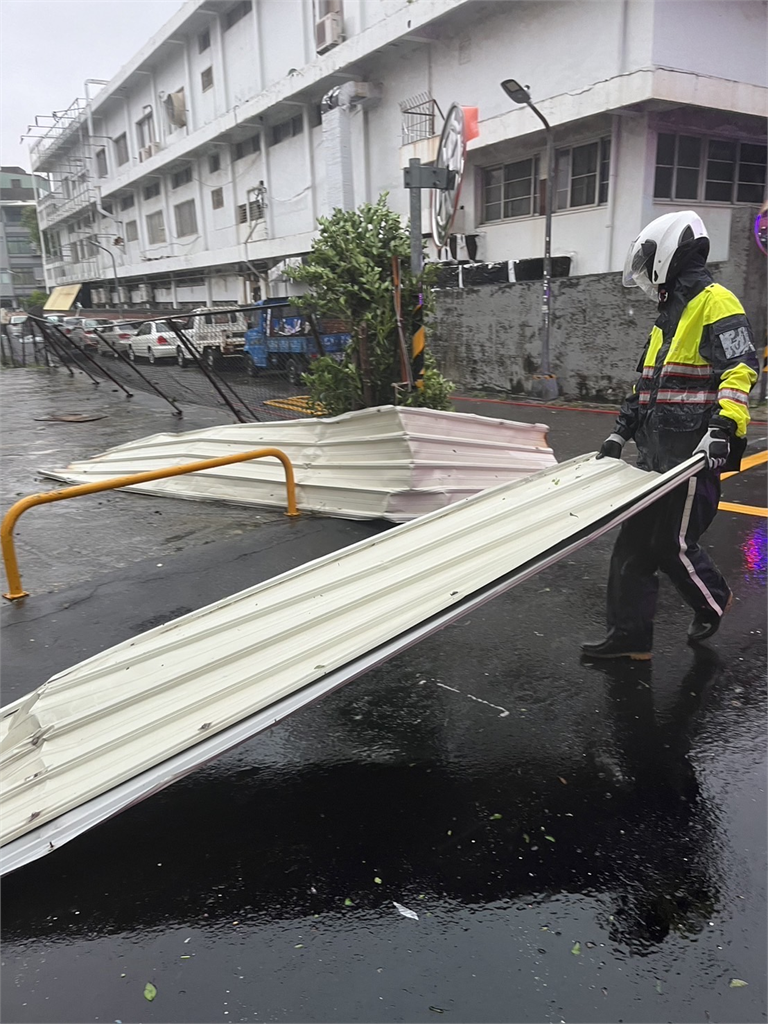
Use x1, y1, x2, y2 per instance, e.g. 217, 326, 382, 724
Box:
544, 835, 555, 842
374, 876, 383, 884
344, 897, 354, 907
143, 982, 157, 1001
393, 901, 419, 920
558, 777, 568, 785
655, 980, 663, 993
490, 813, 503, 820
571, 942, 581, 955
730, 979, 748, 987
523, 833, 530, 843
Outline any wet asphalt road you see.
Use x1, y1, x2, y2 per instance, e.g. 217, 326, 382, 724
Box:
1, 368, 766, 1024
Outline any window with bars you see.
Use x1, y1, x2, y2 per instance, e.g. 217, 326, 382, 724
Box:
209, 153, 221, 173
120, 194, 135, 211
483, 158, 539, 222
125, 220, 139, 242
211, 187, 224, 209
146, 210, 166, 245
232, 134, 261, 161
113, 133, 129, 166
654, 132, 767, 204
143, 181, 161, 200
237, 199, 263, 223
554, 139, 611, 210
201, 66, 213, 92
174, 199, 198, 237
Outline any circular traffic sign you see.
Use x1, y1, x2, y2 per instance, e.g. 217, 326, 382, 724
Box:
431, 103, 467, 247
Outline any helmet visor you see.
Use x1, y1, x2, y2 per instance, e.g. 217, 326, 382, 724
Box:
623, 239, 657, 298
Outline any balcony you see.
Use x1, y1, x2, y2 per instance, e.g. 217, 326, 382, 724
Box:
37, 186, 96, 230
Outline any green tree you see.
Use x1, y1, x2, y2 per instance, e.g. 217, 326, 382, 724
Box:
286, 195, 454, 414
23, 290, 49, 311
20, 206, 41, 249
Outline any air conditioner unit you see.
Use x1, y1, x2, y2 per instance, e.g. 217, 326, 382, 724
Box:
133, 284, 153, 303
139, 142, 161, 162
316, 12, 342, 53
111, 286, 130, 304
91, 288, 107, 305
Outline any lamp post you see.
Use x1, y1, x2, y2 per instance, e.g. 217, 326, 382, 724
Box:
500, 79, 557, 399
89, 238, 120, 307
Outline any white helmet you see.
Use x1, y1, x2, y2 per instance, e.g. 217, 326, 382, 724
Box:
623, 211, 709, 298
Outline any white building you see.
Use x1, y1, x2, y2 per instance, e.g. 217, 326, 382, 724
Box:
28, 0, 767, 310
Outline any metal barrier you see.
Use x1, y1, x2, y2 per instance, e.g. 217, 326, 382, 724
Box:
1, 447, 299, 601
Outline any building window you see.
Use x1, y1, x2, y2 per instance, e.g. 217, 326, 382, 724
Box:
198, 27, 211, 52
211, 187, 224, 209
655, 133, 766, 204
95, 148, 108, 178
120, 194, 135, 211
101, 200, 113, 215
554, 139, 610, 210
201, 66, 214, 91
174, 199, 198, 237
11, 177, 21, 188
6, 239, 34, 255
146, 210, 166, 245
237, 198, 263, 223
143, 181, 161, 201
224, 0, 251, 30
482, 158, 539, 222
270, 115, 303, 146
171, 166, 193, 189
232, 134, 261, 161
136, 110, 155, 151
209, 153, 221, 174
125, 220, 139, 242
3, 207, 23, 223
113, 133, 129, 166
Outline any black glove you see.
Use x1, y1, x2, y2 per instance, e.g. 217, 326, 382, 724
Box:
694, 425, 731, 471
596, 433, 626, 460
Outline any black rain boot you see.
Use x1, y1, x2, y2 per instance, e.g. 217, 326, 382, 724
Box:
581, 634, 652, 661
688, 591, 733, 644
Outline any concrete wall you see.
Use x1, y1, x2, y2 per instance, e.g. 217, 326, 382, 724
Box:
430, 207, 766, 400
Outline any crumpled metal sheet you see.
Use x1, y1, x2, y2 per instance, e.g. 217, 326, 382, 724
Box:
0, 453, 705, 873
40, 405, 557, 522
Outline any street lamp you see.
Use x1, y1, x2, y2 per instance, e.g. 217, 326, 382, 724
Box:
500, 79, 557, 399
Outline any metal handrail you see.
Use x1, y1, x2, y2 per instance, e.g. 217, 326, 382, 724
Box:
1, 447, 299, 601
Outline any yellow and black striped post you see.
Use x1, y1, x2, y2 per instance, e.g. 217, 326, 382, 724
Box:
412, 290, 425, 388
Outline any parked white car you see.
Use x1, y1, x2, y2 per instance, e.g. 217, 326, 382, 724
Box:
9, 315, 28, 338
128, 321, 178, 363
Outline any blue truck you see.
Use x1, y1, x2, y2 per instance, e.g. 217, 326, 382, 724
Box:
243, 299, 351, 385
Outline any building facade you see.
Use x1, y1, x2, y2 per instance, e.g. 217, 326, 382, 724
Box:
27, 0, 767, 311
0, 167, 49, 309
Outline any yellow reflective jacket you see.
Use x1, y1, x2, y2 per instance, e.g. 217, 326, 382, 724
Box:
616, 266, 758, 473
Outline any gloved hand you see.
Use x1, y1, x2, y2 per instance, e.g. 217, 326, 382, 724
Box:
694, 425, 731, 470
596, 433, 626, 460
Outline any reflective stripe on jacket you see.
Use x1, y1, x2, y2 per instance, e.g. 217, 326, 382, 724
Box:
615, 264, 759, 473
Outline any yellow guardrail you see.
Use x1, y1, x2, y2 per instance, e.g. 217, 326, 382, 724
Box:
1, 447, 299, 601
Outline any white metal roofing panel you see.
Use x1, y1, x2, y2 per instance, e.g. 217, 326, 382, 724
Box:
42, 405, 557, 521
0, 453, 706, 873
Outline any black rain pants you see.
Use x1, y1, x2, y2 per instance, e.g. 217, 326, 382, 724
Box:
605, 469, 731, 648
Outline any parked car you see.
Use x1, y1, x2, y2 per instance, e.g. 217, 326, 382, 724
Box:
68, 318, 111, 353
93, 320, 141, 356
127, 321, 178, 363
9, 315, 28, 339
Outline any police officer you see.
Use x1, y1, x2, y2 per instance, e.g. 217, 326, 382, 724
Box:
582, 211, 759, 661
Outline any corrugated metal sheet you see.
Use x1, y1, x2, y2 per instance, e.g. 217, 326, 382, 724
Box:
42, 405, 557, 522
43, 284, 81, 311
0, 453, 706, 874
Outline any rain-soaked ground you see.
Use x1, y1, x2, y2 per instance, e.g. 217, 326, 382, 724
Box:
1, 366, 766, 1024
